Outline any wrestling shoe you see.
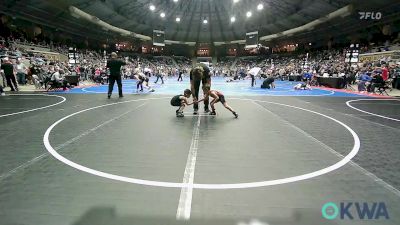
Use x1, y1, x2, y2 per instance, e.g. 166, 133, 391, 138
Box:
107, 95, 111, 99
233, 112, 239, 118
204, 108, 210, 113
193, 109, 198, 115
119, 95, 124, 98
149, 89, 155, 92
176, 112, 184, 117
209, 111, 217, 116
1, 92, 5, 96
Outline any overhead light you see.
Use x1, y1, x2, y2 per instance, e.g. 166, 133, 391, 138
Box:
246, 11, 252, 18
160, 12, 165, 18
203, 19, 208, 24
173, 0, 178, 2
257, 3, 263, 10
149, 5, 155, 11
233, 0, 239, 3
230, 16, 236, 22
176, 17, 181, 22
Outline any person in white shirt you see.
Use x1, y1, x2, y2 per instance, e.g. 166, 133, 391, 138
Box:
15, 60, 27, 85
248, 67, 261, 87
51, 68, 63, 83
50, 67, 68, 90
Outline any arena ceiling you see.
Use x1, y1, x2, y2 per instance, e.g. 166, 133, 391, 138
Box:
67, 0, 353, 42
2, 0, 400, 44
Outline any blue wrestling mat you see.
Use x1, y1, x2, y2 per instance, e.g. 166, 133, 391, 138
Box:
63, 77, 363, 97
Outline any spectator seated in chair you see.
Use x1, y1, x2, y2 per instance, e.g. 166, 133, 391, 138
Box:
376, 78, 393, 95
369, 72, 385, 93
50, 67, 70, 91
31, 74, 41, 89
357, 71, 372, 92
92, 73, 104, 84
92, 68, 103, 84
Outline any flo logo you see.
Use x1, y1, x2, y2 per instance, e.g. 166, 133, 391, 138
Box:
359, 12, 382, 20
321, 202, 389, 220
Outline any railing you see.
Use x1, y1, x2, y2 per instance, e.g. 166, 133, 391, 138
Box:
12, 41, 51, 52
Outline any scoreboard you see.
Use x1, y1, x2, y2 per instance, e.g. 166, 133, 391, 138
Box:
68, 47, 78, 64
345, 44, 360, 64
153, 30, 165, 47
245, 31, 259, 49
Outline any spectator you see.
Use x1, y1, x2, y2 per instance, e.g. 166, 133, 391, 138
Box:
370, 72, 385, 93
303, 71, 313, 82
15, 60, 27, 85
51, 67, 68, 90
357, 72, 372, 92
381, 64, 389, 81
1, 57, 18, 91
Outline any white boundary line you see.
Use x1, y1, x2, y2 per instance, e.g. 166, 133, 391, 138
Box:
43, 97, 361, 189
182, 114, 215, 117
176, 116, 201, 220
0, 103, 147, 182
81, 88, 152, 95
343, 112, 400, 132
253, 101, 400, 198
346, 99, 400, 122
0, 153, 48, 181
0, 94, 66, 118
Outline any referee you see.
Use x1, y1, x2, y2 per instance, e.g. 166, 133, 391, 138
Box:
190, 63, 211, 114
107, 52, 126, 99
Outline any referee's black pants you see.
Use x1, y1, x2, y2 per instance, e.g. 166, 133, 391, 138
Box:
108, 75, 123, 97
251, 75, 255, 87
192, 79, 209, 111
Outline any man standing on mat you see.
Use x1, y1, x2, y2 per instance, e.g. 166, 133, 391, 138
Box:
248, 67, 261, 87
107, 52, 126, 99
190, 63, 211, 114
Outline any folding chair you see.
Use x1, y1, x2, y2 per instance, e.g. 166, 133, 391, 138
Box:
376, 79, 393, 96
